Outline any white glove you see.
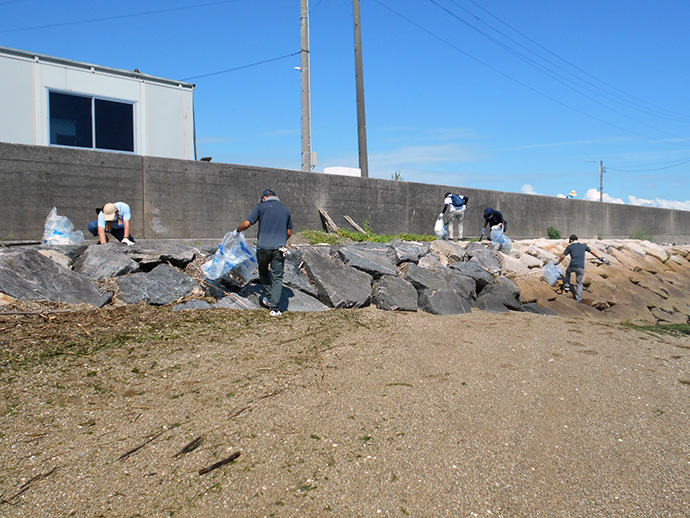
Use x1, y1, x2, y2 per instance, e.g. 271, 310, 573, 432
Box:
121, 237, 134, 246
232, 230, 239, 237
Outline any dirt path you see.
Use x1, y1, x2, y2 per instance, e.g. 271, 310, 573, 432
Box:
1, 306, 689, 517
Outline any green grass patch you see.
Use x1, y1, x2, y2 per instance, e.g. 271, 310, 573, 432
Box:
299, 227, 437, 245
623, 323, 690, 337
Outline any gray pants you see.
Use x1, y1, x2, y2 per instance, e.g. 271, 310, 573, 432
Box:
564, 266, 585, 302
257, 248, 285, 311
446, 209, 465, 241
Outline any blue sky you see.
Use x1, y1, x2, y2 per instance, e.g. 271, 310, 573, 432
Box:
3, 0, 690, 210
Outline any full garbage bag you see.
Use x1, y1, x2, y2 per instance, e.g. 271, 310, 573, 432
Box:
434, 213, 447, 240
490, 224, 511, 254
542, 261, 563, 286
202, 231, 257, 283
42, 207, 84, 245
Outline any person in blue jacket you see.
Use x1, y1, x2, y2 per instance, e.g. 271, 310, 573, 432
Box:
236, 189, 293, 316
481, 208, 506, 240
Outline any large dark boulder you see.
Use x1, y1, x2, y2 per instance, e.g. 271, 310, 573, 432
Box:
418, 288, 472, 315
446, 271, 477, 304
463, 242, 502, 275
73, 243, 140, 280
301, 249, 372, 308
399, 263, 448, 293
124, 243, 198, 270
387, 240, 429, 265
372, 276, 418, 312
475, 283, 521, 312
449, 262, 495, 292
115, 264, 202, 305
336, 244, 398, 278
0, 249, 110, 307
283, 254, 318, 297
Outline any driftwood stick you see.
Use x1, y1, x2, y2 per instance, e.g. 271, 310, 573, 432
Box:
1, 467, 59, 505
344, 215, 366, 233
318, 209, 339, 233
198, 452, 241, 475
174, 436, 205, 458
117, 430, 165, 461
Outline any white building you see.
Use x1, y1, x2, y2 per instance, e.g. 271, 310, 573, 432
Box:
0, 46, 196, 160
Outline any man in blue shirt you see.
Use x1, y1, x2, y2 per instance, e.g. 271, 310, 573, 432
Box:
236, 189, 293, 316
557, 234, 606, 303
481, 208, 506, 240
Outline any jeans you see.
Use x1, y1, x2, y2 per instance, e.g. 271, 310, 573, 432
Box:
257, 248, 285, 311
87, 220, 134, 242
564, 266, 585, 302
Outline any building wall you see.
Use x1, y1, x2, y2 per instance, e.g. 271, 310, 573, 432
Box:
1, 142, 689, 244
0, 47, 195, 160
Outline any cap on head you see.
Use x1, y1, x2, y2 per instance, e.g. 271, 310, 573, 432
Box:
261, 189, 275, 199
483, 208, 493, 220
569, 234, 578, 242
102, 203, 118, 222
445, 191, 452, 198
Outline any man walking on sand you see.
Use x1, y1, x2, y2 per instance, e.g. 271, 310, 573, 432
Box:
557, 234, 607, 303
235, 189, 293, 316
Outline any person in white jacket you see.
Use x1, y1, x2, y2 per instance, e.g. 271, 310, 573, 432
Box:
441, 192, 469, 241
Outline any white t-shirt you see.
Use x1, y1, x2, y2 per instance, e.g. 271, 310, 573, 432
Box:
97, 201, 131, 229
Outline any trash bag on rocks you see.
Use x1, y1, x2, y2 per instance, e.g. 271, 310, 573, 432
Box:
434, 213, 448, 240
542, 261, 563, 286
202, 231, 257, 282
42, 207, 84, 245
490, 224, 511, 254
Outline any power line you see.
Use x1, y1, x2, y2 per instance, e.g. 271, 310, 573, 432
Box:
608, 157, 690, 173
0, 0, 244, 34
182, 52, 301, 81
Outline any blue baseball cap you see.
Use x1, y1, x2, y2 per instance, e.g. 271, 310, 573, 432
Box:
261, 189, 275, 199
484, 208, 493, 219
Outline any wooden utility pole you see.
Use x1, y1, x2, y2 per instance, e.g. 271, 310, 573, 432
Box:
353, 0, 369, 177
599, 160, 605, 202
300, 0, 313, 172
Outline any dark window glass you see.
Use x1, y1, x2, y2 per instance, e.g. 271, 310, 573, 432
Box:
49, 92, 92, 148
95, 99, 134, 152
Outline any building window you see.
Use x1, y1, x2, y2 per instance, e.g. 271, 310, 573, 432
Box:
49, 91, 134, 152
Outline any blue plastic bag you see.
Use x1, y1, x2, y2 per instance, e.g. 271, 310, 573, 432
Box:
542, 261, 563, 286
202, 231, 257, 282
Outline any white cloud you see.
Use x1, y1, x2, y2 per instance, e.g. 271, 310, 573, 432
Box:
556, 193, 567, 198
583, 188, 625, 204
521, 184, 537, 194
628, 195, 690, 211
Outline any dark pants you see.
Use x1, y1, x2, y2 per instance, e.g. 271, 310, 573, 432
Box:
257, 248, 285, 311
87, 220, 134, 242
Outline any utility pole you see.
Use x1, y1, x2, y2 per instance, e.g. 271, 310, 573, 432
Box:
599, 160, 604, 202
352, 0, 369, 177
300, 0, 313, 172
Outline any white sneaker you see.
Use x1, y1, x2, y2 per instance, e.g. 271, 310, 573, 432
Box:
269, 310, 282, 317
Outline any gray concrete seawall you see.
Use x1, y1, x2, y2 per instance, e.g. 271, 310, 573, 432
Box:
1, 141, 689, 244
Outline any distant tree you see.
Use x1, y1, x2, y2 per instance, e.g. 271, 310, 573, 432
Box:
391, 170, 404, 181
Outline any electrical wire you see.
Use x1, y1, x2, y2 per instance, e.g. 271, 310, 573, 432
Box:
608, 157, 690, 173
182, 51, 301, 81
0, 0, 244, 34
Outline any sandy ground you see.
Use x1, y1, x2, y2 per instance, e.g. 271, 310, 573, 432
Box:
1, 305, 689, 517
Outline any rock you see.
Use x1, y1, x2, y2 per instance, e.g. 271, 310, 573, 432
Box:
650, 307, 688, 325
428, 240, 466, 263
115, 264, 202, 305
173, 299, 214, 311
448, 262, 494, 292
519, 302, 557, 316
302, 249, 372, 308
399, 263, 448, 293
418, 288, 472, 315
418, 253, 447, 269
283, 255, 318, 297
124, 243, 198, 270
495, 276, 521, 298
73, 243, 140, 280
518, 253, 543, 269
372, 276, 419, 312
0, 249, 110, 307
639, 241, 668, 263
475, 294, 512, 313
502, 254, 530, 276
463, 242, 502, 276
38, 249, 72, 269
336, 243, 398, 278
387, 240, 429, 265
281, 288, 330, 312
476, 283, 521, 311
215, 293, 260, 310
523, 244, 557, 264
446, 271, 477, 304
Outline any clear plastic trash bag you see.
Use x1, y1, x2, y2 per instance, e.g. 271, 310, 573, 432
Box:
542, 261, 563, 286
42, 207, 84, 245
490, 224, 511, 254
434, 213, 448, 239
202, 231, 257, 283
